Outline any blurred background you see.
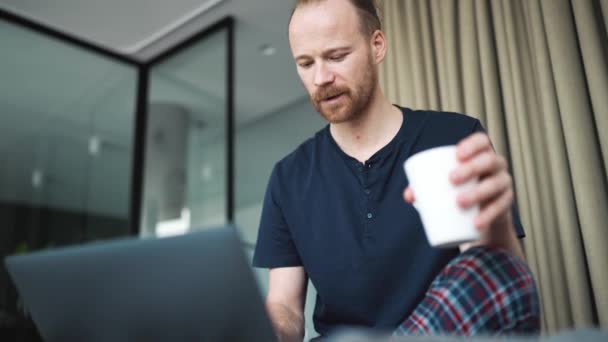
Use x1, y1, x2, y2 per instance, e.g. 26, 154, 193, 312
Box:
0, 0, 325, 339
1, 0, 606, 340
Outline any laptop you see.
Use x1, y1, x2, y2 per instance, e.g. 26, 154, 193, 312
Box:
4, 225, 276, 342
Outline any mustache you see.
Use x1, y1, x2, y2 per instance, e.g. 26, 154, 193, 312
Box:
313, 86, 349, 102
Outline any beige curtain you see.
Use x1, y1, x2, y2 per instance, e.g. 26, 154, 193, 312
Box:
378, 0, 608, 334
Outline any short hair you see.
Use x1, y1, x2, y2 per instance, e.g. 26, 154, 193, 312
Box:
290, 0, 382, 37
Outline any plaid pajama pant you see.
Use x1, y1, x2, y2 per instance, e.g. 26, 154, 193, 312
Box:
394, 246, 540, 336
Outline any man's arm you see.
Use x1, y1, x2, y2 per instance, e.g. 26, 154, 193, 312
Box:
458, 214, 524, 260
266, 266, 307, 342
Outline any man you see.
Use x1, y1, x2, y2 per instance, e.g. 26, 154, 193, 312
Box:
253, 0, 540, 340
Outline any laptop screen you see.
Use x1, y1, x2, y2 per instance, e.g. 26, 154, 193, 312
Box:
5, 225, 275, 342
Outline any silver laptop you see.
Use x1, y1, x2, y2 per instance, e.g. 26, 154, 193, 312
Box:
4, 225, 275, 342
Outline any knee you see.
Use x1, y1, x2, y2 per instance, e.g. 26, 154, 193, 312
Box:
439, 247, 541, 334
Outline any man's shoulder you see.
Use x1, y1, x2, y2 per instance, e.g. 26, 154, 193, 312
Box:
403, 108, 483, 149
408, 108, 480, 127
406, 108, 482, 134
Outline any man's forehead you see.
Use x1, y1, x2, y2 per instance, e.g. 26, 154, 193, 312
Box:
289, 1, 361, 50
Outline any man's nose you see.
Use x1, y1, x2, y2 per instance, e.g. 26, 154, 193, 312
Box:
313, 63, 335, 87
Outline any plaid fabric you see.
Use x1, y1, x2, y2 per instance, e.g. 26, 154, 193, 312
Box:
394, 246, 540, 336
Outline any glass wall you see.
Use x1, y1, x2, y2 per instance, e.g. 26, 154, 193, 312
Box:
141, 28, 228, 237
0, 13, 233, 340
0, 20, 137, 339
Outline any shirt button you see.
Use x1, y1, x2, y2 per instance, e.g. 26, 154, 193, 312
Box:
367, 212, 373, 219
364, 189, 371, 195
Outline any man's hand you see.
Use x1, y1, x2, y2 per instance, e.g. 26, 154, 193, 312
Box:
404, 133, 524, 259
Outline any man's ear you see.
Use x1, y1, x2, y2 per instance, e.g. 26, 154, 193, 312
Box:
370, 30, 387, 64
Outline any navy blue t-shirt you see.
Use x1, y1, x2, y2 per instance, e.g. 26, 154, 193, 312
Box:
252, 107, 524, 335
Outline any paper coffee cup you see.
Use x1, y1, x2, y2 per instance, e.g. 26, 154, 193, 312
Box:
404, 145, 480, 248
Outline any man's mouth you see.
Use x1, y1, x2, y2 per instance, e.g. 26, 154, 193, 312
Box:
322, 93, 345, 102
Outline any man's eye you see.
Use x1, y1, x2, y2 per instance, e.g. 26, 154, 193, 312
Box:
330, 54, 346, 62
299, 61, 313, 68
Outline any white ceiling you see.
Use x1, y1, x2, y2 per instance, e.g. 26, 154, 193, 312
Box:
0, 0, 308, 125
136, 0, 309, 126
0, 0, 226, 53
0, 0, 311, 217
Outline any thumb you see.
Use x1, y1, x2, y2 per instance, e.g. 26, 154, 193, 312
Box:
403, 187, 415, 203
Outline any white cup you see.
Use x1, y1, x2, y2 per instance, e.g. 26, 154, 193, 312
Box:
404, 145, 480, 248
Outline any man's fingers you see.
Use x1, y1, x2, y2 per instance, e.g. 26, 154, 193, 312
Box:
403, 187, 415, 203
457, 172, 512, 208
456, 133, 492, 161
451, 152, 507, 184
475, 188, 514, 230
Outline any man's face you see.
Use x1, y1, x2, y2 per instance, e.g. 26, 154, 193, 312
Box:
289, 0, 377, 123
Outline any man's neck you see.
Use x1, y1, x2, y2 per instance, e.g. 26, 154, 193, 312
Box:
329, 89, 403, 163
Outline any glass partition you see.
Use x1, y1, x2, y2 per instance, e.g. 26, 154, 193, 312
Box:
141, 28, 229, 237
0, 20, 137, 339
0, 20, 137, 245
0, 12, 233, 340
